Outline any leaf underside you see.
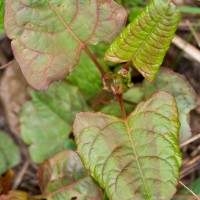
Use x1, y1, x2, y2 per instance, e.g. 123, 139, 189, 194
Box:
5, 0, 127, 90
105, 0, 181, 82
20, 81, 88, 163
143, 68, 197, 142
74, 91, 182, 200
38, 150, 102, 200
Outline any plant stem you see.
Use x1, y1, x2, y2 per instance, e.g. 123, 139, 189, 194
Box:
122, 61, 132, 71
116, 94, 127, 120
84, 47, 106, 77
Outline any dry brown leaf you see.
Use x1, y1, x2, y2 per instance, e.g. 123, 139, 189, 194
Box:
0, 60, 29, 135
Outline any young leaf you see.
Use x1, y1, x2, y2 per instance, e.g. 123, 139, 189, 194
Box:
0, 131, 20, 175
74, 91, 182, 200
38, 150, 102, 200
0, 0, 4, 33
105, 0, 181, 82
20, 81, 88, 163
143, 68, 197, 142
4, 0, 127, 90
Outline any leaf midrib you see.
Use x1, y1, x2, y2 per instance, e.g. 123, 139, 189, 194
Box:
124, 119, 151, 200
131, 2, 169, 63
46, 0, 86, 49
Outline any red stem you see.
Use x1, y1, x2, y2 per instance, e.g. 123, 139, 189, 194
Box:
84, 47, 106, 77
122, 61, 132, 71
116, 94, 127, 120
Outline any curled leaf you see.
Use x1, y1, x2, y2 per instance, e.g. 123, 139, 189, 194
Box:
38, 150, 102, 200
5, 0, 127, 90
105, 0, 181, 81
74, 91, 182, 200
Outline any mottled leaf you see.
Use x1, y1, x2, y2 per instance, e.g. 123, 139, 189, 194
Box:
105, 0, 181, 82
20, 81, 88, 163
0, 131, 20, 175
5, 0, 127, 90
38, 150, 102, 200
0, 0, 4, 33
143, 68, 197, 142
74, 91, 182, 200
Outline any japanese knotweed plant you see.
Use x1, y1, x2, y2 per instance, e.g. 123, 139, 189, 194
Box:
4, 0, 196, 199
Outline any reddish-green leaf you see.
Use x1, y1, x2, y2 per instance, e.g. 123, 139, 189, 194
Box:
74, 91, 182, 200
38, 150, 102, 200
5, 0, 127, 90
143, 68, 197, 142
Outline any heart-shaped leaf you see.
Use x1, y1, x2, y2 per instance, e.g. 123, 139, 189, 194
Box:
74, 91, 182, 200
20, 81, 88, 163
0, 131, 20, 175
104, 0, 181, 82
38, 150, 102, 200
5, 0, 127, 90
143, 68, 197, 142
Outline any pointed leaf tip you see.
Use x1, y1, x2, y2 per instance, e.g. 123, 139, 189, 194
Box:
105, 0, 181, 82
5, 0, 127, 90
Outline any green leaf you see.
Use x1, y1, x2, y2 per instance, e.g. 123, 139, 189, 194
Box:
177, 6, 200, 14
38, 150, 102, 200
0, 131, 20, 174
0, 0, 4, 33
143, 68, 197, 143
100, 102, 133, 117
20, 81, 88, 163
176, 178, 200, 200
74, 91, 182, 200
105, 0, 181, 82
5, 0, 127, 90
67, 44, 109, 100
64, 139, 76, 151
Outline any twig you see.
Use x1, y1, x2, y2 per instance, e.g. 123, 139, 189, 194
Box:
180, 133, 200, 148
172, 35, 200, 63
179, 181, 200, 200
0, 60, 15, 69
181, 155, 200, 178
12, 161, 29, 190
